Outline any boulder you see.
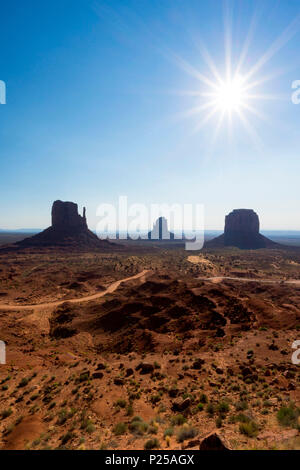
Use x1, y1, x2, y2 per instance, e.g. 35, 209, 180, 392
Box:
92, 372, 104, 379
171, 397, 191, 412
135, 362, 154, 374
199, 432, 231, 451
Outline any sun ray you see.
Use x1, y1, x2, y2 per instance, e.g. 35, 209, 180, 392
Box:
192, 105, 219, 134
235, 5, 263, 76
236, 109, 264, 150
223, 0, 233, 82
169, 53, 219, 90
193, 38, 223, 86
172, 100, 217, 121
244, 14, 300, 82
168, 6, 300, 145
240, 102, 269, 123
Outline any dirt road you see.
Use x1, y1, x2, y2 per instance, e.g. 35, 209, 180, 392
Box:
0, 269, 149, 311
198, 275, 300, 285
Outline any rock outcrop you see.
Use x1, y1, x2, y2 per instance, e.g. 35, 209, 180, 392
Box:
148, 217, 175, 240
199, 432, 231, 450
12, 200, 115, 251
51, 200, 87, 231
205, 209, 279, 250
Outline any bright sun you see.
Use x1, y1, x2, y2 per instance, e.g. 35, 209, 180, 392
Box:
170, 7, 290, 145
214, 75, 245, 112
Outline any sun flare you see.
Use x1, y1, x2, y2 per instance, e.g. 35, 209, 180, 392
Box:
214, 75, 246, 112
170, 6, 298, 145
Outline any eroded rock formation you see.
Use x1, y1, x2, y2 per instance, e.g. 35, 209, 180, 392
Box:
13, 200, 115, 250
205, 209, 279, 250
51, 200, 87, 231
148, 216, 175, 240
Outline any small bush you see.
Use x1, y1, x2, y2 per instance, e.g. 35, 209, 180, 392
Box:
1, 408, 12, 419
206, 403, 215, 416
18, 378, 29, 388
113, 422, 127, 435
277, 405, 299, 429
217, 401, 230, 413
176, 426, 198, 443
170, 414, 186, 426
216, 416, 222, 428
239, 421, 258, 437
129, 416, 148, 435
164, 427, 174, 438
57, 409, 68, 425
196, 402, 204, 411
199, 393, 208, 404
235, 401, 248, 411
115, 399, 127, 409
61, 431, 74, 445
144, 438, 159, 450
86, 421, 95, 434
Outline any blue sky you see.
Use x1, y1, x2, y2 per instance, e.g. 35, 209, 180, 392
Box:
1, 0, 300, 230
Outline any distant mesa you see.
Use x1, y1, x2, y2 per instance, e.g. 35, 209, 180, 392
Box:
148, 216, 175, 241
205, 209, 280, 250
12, 200, 114, 250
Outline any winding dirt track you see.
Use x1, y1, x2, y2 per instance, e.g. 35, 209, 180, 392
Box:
198, 276, 300, 285
0, 269, 149, 311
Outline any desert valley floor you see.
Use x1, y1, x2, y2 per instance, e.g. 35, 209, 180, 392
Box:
0, 244, 299, 450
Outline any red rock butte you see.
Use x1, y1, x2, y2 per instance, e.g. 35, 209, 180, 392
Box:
205, 209, 280, 250
12, 200, 114, 250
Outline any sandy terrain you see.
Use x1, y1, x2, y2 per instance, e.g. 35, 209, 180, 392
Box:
0, 246, 299, 450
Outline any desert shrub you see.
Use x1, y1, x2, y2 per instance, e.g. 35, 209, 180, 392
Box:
234, 413, 250, 423
18, 378, 29, 388
199, 393, 208, 404
216, 416, 222, 428
15, 416, 23, 425
129, 417, 148, 435
4, 424, 14, 435
86, 421, 95, 434
114, 399, 127, 409
235, 400, 248, 411
277, 405, 300, 429
148, 424, 158, 435
57, 409, 68, 425
164, 427, 174, 438
61, 431, 74, 445
170, 414, 186, 426
176, 426, 198, 443
196, 403, 204, 411
239, 421, 258, 437
217, 401, 230, 413
1, 408, 12, 419
30, 393, 39, 402
113, 422, 127, 435
78, 372, 89, 383
150, 394, 161, 405
144, 438, 159, 449
206, 402, 215, 416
